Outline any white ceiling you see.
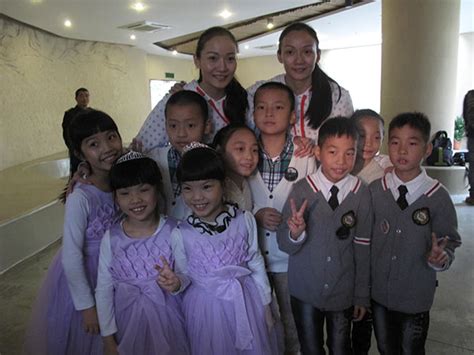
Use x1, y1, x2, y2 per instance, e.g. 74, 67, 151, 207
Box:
1, 0, 473, 59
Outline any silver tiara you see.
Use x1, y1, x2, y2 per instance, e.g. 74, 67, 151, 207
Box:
115, 150, 147, 164
182, 141, 213, 154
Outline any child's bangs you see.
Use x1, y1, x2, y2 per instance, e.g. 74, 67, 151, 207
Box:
110, 158, 162, 190
69, 110, 120, 151
177, 147, 225, 183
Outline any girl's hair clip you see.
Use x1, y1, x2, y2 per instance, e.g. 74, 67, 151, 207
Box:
182, 141, 213, 154
115, 150, 147, 164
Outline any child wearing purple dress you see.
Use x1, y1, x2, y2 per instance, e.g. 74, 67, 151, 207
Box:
23, 110, 123, 355
159, 144, 279, 355
95, 151, 189, 355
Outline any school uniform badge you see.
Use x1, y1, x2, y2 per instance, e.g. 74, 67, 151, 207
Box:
285, 167, 298, 181
412, 208, 430, 225
336, 211, 356, 239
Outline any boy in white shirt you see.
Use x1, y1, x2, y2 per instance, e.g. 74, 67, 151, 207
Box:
148, 90, 210, 218
370, 112, 461, 354
248, 82, 316, 354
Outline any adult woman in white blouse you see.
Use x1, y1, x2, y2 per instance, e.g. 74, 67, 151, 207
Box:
247, 22, 354, 143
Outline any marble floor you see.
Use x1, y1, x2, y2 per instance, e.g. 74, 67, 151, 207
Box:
0, 196, 473, 355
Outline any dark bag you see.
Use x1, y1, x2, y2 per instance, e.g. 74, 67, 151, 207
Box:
426, 130, 454, 166
453, 152, 466, 166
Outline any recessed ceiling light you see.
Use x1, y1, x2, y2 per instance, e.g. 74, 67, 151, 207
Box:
266, 18, 274, 30
64, 19, 72, 27
172, 50, 178, 55
131, 2, 146, 11
244, 44, 250, 50
130, 34, 136, 40
219, 9, 232, 19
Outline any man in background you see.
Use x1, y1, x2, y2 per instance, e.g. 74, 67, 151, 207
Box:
62, 87, 90, 174
62, 87, 90, 148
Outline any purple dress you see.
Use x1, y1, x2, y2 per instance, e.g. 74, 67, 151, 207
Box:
23, 184, 117, 355
106, 218, 189, 355
178, 209, 279, 355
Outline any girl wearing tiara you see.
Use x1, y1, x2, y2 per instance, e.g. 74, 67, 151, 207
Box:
95, 151, 189, 355
24, 110, 122, 355
160, 143, 279, 354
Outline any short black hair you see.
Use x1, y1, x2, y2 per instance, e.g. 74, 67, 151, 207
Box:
318, 116, 358, 147
177, 147, 225, 183
254, 82, 295, 112
110, 156, 163, 190
68, 110, 120, 160
165, 90, 209, 122
75, 88, 89, 97
388, 112, 431, 143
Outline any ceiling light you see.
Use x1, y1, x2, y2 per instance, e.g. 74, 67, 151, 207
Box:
64, 19, 72, 27
266, 18, 274, 30
219, 9, 232, 19
172, 50, 178, 55
244, 44, 250, 50
130, 34, 136, 40
131, 2, 146, 11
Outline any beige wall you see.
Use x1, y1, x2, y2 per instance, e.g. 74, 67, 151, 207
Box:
236, 55, 283, 88
146, 54, 196, 83
0, 16, 194, 171
456, 32, 474, 116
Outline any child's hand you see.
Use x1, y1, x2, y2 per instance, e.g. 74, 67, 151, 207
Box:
255, 208, 283, 231
156, 256, 181, 293
293, 136, 314, 158
287, 199, 308, 240
103, 335, 119, 355
66, 161, 93, 196
81, 306, 100, 334
353, 305, 367, 322
427, 232, 449, 268
129, 138, 144, 153
169, 81, 186, 95
264, 305, 274, 333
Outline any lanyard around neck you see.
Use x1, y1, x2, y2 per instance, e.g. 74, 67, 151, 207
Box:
195, 85, 230, 124
292, 93, 308, 138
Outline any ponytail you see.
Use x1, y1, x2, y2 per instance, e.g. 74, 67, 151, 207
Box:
306, 66, 341, 130
224, 78, 248, 125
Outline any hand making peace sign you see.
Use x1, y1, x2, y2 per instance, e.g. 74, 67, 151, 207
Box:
427, 232, 449, 268
156, 256, 181, 293
287, 198, 308, 240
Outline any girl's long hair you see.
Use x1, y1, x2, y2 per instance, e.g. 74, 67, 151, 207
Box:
60, 110, 120, 202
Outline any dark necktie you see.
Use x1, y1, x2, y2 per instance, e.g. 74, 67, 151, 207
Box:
328, 185, 339, 210
397, 185, 409, 210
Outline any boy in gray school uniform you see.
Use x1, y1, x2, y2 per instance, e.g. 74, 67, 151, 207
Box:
277, 117, 372, 355
370, 112, 462, 355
